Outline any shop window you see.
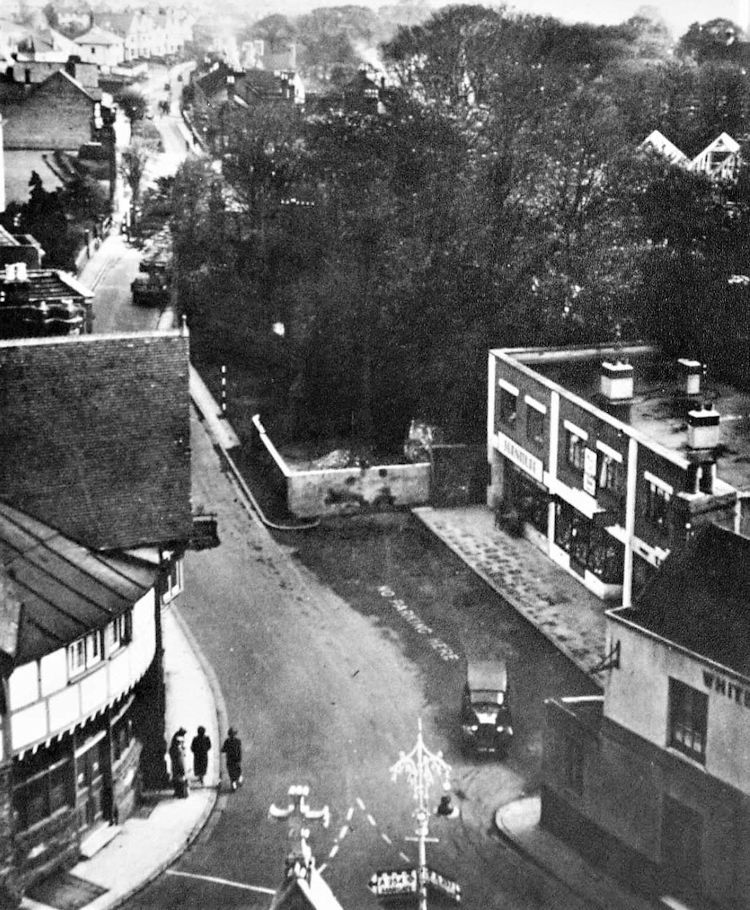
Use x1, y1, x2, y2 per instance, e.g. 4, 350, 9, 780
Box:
646, 480, 671, 531
598, 453, 624, 498
669, 678, 707, 763
563, 733, 584, 795
67, 638, 86, 677
14, 755, 73, 830
554, 503, 623, 583
526, 405, 544, 445
566, 431, 585, 472
500, 388, 517, 426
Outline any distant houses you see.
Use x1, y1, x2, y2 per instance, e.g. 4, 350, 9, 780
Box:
641, 129, 742, 182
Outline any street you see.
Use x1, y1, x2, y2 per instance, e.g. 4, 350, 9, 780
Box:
90, 76, 600, 910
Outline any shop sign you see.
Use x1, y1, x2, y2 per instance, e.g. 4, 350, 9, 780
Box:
583, 447, 597, 496
702, 670, 750, 709
495, 431, 543, 482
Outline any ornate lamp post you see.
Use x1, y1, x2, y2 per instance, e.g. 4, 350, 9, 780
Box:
390, 719, 454, 910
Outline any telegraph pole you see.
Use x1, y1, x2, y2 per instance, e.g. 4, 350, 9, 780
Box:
390, 719, 456, 910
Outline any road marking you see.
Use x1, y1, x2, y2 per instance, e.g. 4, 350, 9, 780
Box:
356, 797, 366, 811
346, 806, 355, 821
381, 833, 392, 845
376, 586, 461, 662
329, 844, 339, 858
400, 851, 411, 863
367, 813, 377, 827
166, 870, 275, 895
338, 825, 349, 840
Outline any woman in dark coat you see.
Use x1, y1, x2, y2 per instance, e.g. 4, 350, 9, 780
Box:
221, 727, 243, 791
169, 728, 189, 798
191, 726, 211, 785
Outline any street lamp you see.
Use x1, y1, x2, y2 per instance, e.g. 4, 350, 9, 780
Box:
390, 719, 458, 910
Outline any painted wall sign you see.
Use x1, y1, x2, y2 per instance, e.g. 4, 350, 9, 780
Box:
702, 670, 750, 709
583, 447, 597, 496
495, 431, 543, 483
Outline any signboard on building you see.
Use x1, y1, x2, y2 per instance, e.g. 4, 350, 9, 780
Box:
583, 447, 597, 497
495, 431, 543, 483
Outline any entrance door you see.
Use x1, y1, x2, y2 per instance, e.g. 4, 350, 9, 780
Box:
76, 736, 107, 831
662, 797, 703, 898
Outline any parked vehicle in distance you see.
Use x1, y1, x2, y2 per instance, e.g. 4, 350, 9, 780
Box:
461, 660, 513, 757
131, 267, 169, 307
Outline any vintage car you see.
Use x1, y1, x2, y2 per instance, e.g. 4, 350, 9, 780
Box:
460, 660, 513, 756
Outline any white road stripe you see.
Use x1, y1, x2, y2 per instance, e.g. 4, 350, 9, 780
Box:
399, 852, 411, 863
356, 797, 366, 811
346, 806, 354, 821
318, 863, 327, 873
367, 813, 377, 827
338, 825, 349, 840
381, 833, 392, 845
329, 844, 339, 858
166, 870, 275, 895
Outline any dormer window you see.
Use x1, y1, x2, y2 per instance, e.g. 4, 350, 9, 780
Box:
109, 613, 131, 652
67, 638, 86, 677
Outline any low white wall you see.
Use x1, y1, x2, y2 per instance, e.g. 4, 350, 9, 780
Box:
252, 415, 431, 518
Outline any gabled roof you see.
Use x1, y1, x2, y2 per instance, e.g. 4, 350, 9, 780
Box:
639, 129, 688, 165
75, 26, 124, 47
0, 331, 192, 551
0, 502, 157, 664
94, 12, 138, 36
618, 523, 750, 676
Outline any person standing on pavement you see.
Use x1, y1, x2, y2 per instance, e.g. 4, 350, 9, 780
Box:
221, 727, 243, 791
169, 728, 189, 798
191, 725, 211, 786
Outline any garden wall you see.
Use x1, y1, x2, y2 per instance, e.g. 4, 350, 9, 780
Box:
252, 415, 431, 518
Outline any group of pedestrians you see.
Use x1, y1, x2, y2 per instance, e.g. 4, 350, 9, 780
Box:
168, 725, 243, 796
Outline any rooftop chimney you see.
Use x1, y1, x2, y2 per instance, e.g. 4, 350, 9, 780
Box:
600, 360, 634, 402
687, 402, 720, 450
677, 358, 703, 397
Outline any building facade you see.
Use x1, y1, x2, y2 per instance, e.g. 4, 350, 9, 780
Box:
542, 523, 750, 909
0, 331, 193, 898
488, 344, 745, 605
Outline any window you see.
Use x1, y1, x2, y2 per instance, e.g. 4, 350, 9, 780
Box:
563, 733, 584, 795
162, 557, 184, 604
566, 431, 586, 472
67, 638, 86, 677
500, 388, 517, 426
14, 751, 73, 831
646, 480, 671, 529
526, 405, 544, 445
598, 453, 624, 498
87, 630, 103, 667
669, 678, 707, 763
109, 613, 131, 652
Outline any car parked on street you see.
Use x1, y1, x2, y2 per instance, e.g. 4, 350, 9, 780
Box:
461, 660, 513, 757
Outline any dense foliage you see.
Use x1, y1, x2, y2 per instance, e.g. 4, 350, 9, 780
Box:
173, 6, 750, 448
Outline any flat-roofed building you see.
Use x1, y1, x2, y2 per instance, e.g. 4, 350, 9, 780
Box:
488, 344, 750, 604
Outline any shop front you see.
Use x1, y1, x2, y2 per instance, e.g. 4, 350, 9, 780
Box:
553, 500, 624, 598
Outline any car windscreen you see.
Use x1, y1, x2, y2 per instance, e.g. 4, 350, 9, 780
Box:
471, 691, 504, 708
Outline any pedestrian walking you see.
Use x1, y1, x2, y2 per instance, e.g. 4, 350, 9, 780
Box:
191, 725, 211, 785
221, 727, 243, 791
169, 727, 189, 798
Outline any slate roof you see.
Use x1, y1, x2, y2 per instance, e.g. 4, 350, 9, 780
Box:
75, 26, 124, 47
0, 269, 93, 301
0, 331, 192, 551
0, 501, 157, 664
616, 523, 750, 676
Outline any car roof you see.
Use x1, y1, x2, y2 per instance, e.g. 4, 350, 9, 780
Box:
467, 660, 507, 692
